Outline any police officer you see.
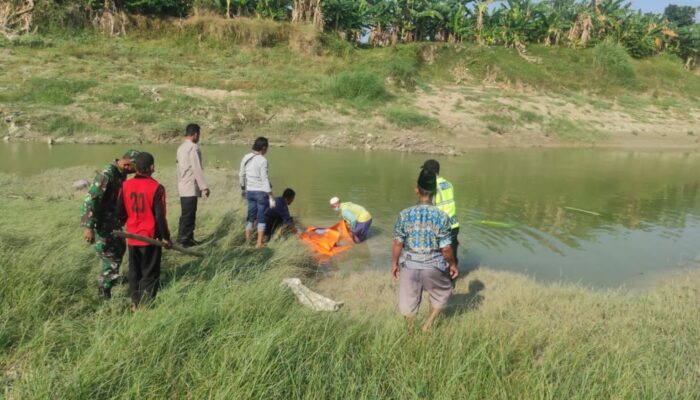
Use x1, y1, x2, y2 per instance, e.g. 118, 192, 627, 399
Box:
81, 150, 140, 299
421, 159, 460, 264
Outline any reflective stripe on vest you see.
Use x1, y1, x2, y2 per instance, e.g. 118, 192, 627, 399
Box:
435, 177, 459, 229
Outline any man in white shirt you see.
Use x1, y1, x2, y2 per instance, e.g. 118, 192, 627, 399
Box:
176, 124, 210, 248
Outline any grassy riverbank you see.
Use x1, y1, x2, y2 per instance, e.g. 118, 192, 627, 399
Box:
1, 17, 700, 153
2, 167, 699, 398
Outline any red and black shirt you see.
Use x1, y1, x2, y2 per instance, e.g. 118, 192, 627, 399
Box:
118, 175, 171, 246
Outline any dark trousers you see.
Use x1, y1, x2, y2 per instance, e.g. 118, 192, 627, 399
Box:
451, 227, 460, 265
128, 245, 162, 306
178, 196, 198, 244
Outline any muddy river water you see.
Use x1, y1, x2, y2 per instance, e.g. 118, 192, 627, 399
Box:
3, 142, 700, 289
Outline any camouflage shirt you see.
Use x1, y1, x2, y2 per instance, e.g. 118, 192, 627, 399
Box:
80, 161, 127, 232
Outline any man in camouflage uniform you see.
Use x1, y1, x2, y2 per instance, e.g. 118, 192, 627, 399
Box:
81, 150, 140, 299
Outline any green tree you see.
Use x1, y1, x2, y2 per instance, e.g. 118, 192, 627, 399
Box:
664, 4, 698, 28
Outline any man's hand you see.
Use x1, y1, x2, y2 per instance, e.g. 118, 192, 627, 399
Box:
84, 228, 95, 244
391, 263, 400, 280
202, 188, 210, 198
449, 264, 459, 280
163, 240, 173, 249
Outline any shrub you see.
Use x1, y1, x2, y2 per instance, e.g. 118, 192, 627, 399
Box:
191, 0, 226, 14
593, 41, 637, 87
181, 16, 321, 52
327, 70, 389, 102
320, 33, 354, 58
383, 107, 437, 128
387, 45, 421, 89
41, 115, 89, 137
11, 78, 97, 105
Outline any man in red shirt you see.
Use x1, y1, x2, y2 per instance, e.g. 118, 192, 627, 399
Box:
118, 152, 172, 310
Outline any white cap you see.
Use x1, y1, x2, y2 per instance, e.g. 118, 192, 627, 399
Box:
329, 197, 340, 206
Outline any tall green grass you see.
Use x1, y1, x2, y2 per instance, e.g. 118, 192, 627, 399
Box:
327, 70, 390, 106
1, 168, 699, 398
593, 41, 638, 88
382, 106, 437, 128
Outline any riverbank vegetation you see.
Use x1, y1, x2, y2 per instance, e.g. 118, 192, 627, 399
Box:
1, 167, 699, 398
1, 2, 700, 152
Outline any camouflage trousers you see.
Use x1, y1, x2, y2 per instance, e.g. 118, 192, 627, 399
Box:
95, 231, 126, 290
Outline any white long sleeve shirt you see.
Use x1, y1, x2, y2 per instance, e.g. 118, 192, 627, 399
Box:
239, 152, 271, 193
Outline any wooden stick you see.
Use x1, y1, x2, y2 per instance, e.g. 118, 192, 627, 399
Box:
112, 231, 205, 257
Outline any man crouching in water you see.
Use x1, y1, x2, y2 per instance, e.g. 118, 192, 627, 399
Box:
391, 168, 459, 332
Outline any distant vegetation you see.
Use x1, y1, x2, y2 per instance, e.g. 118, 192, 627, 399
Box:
2, 1, 699, 69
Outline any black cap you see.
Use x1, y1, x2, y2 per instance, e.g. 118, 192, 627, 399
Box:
417, 169, 437, 193
421, 159, 440, 175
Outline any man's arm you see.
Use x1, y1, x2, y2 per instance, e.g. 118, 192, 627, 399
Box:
441, 245, 458, 279
80, 170, 110, 229
341, 208, 358, 229
238, 156, 247, 190
153, 185, 171, 245
259, 158, 272, 195
190, 147, 209, 196
391, 214, 405, 279
116, 186, 127, 228
278, 202, 296, 231
81, 169, 111, 243
391, 240, 403, 279
437, 211, 458, 278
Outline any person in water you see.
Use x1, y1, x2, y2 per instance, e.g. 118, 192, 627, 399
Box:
329, 197, 372, 243
264, 188, 298, 241
239, 137, 274, 248
421, 159, 460, 265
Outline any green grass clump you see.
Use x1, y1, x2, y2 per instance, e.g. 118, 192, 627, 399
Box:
480, 113, 516, 134
383, 106, 437, 128
327, 70, 390, 104
1, 168, 699, 398
3, 78, 97, 105
518, 110, 544, 124
386, 45, 421, 89
546, 117, 609, 142
593, 41, 637, 88
40, 114, 90, 137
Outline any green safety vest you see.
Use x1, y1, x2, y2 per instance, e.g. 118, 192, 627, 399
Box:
435, 176, 459, 229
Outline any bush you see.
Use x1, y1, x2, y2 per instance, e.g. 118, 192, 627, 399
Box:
383, 106, 437, 128
181, 16, 321, 52
123, 0, 191, 16
593, 41, 637, 87
191, 0, 226, 14
320, 33, 354, 58
327, 70, 389, 102
387, 45, 421, 89
6, 78, 97, 105
32, 0, 91, 34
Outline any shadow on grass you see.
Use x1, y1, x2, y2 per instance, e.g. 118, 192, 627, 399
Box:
444, 279, 485, 318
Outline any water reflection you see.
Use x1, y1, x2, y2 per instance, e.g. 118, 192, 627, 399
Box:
2, 142, 700, 288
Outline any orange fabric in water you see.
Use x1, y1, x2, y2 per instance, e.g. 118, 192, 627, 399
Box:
300, 221, 353, 257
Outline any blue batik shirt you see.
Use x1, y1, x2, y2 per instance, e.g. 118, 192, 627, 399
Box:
393, 204, 452, 270
394, 204, 452, 251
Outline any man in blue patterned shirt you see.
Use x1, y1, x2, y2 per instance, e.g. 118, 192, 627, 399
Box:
392, 169, 459, 332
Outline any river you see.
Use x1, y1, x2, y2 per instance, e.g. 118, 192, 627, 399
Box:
3, 142, 700, 289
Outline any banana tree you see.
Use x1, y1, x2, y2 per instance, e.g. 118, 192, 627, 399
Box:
323, 0, 371, 40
